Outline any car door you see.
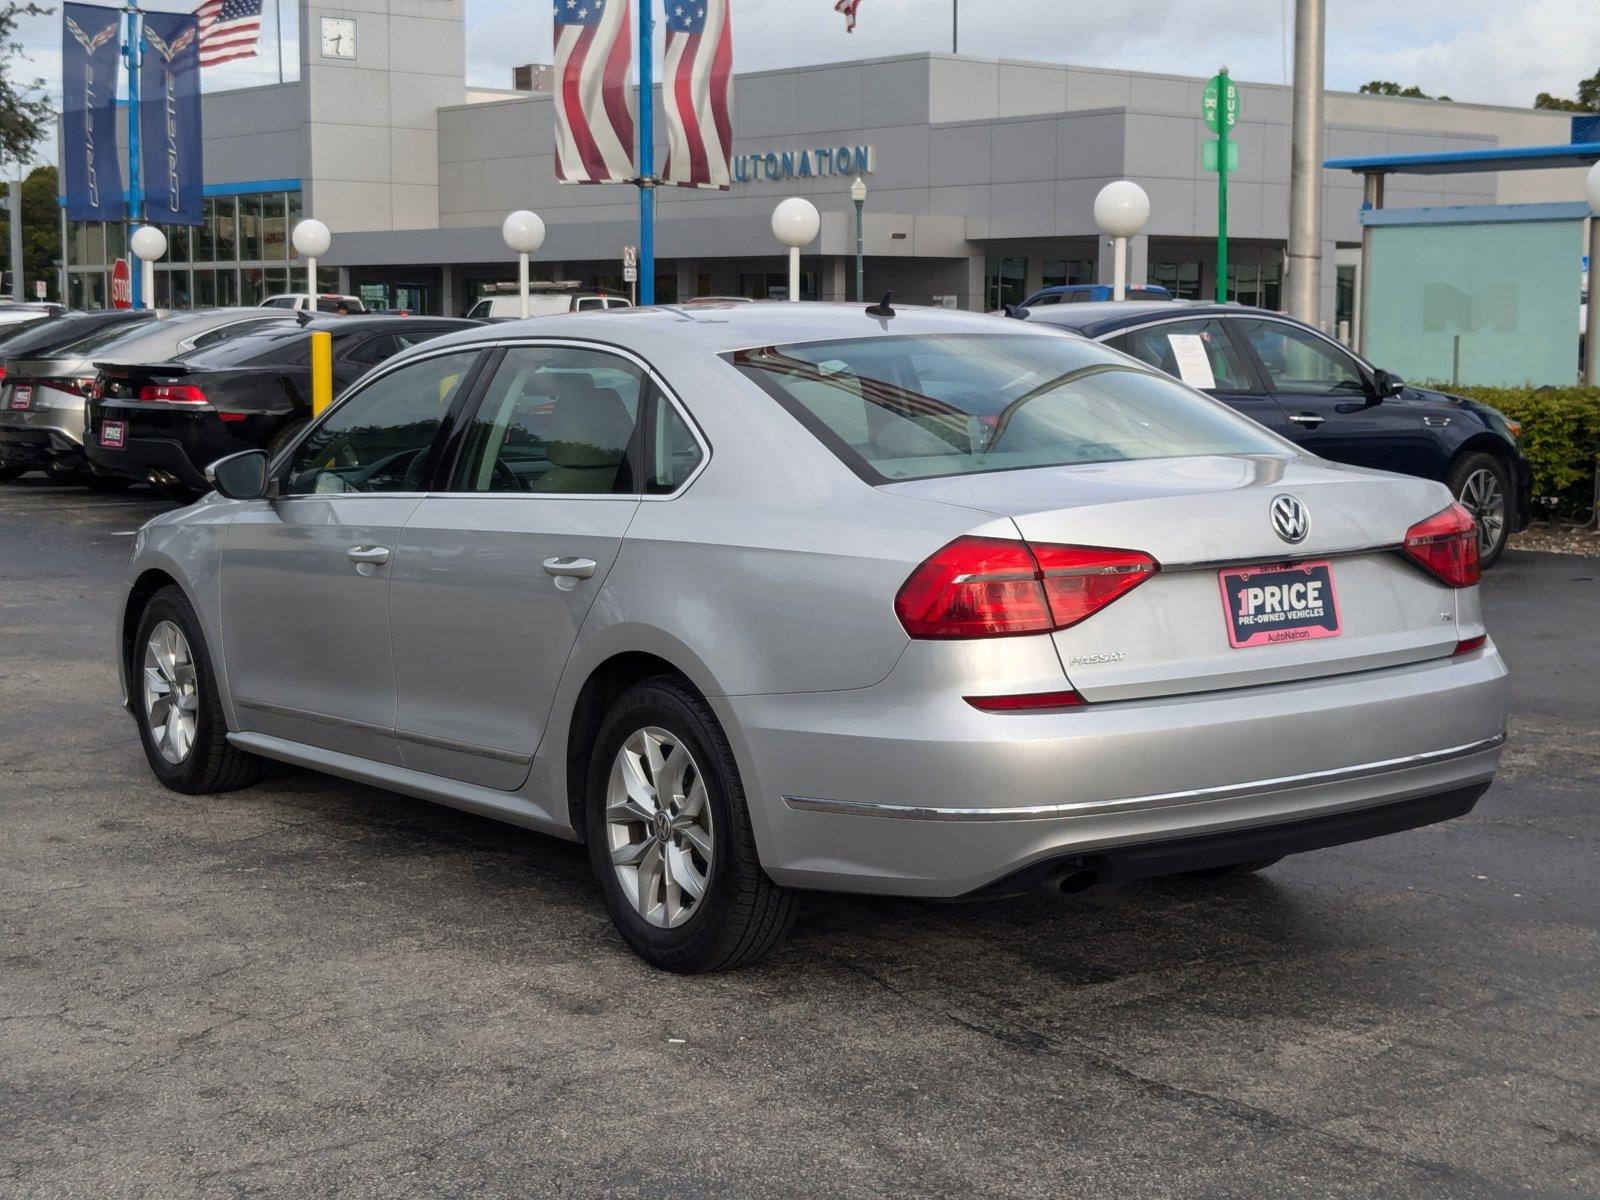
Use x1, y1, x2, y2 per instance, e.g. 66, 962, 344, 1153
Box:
1107, 317, 1294, 437
1229, 317, 1415, 471
220, 348, 488, 765
386, 343, 653, 790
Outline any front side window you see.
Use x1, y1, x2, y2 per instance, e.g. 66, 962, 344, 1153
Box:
451, 345, 645, 494
1240, 320, 1367, 396
730, 333, 1286, 484
285, 351, 481, 495
1113, 319, 1252, 391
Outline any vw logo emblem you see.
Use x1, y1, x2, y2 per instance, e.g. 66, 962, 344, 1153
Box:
1270, 494, 1310, 544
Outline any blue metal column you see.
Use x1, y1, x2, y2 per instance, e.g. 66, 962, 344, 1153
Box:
123, 0, 143, 306
636, 0, 654, 305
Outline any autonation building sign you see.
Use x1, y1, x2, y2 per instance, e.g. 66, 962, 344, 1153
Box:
732, 144, 875, 184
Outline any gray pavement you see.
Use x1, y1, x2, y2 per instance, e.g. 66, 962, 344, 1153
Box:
2, 476, 1596, 1199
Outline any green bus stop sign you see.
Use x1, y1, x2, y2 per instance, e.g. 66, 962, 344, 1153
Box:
1203, 74, 1240, 133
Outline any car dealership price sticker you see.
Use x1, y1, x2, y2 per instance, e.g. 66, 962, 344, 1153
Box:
1218, 560, 1342, 649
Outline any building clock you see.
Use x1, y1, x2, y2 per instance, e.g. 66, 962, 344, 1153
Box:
320, 16, 356, 60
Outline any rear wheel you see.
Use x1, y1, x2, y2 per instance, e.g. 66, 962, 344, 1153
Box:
132, 586, 261, 794
586, 677, 797, 972
1448, 452, 1511, 568
267, 417, 308, 461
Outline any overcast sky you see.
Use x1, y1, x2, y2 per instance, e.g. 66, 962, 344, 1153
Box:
10, 0, 1598, 167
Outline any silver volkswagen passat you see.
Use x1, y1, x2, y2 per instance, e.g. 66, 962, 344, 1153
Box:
116, 303, 1508, 971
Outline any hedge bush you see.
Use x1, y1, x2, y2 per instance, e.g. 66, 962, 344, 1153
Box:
1437, 385, 1600, 519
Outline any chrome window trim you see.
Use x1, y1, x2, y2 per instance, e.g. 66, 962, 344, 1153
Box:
1096, 312, 1375, 375
782, 734, 1506, 823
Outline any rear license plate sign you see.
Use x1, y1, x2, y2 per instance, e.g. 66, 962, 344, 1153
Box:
1218, 560, 1341, 648
99, 419, 126, 449
8, 385, 30, 410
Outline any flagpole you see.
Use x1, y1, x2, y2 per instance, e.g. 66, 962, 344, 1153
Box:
124, 0, 143, 307
637, 0, 654, 306
275, 0, 283, 84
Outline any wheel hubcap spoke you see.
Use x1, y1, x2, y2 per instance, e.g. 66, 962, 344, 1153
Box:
604, 724, 714, 930
141, 620, 199, 766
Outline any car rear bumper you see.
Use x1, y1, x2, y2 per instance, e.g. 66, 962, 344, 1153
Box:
88, 432, 212, 490
0, 398, 89, 471
721, 643, 1509, 897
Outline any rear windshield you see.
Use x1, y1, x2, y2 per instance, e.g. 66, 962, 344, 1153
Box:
729, 333, 1286, 483
175, 326, 313, 367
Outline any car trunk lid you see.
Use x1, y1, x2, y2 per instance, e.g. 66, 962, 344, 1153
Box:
883, 454, 1467, 701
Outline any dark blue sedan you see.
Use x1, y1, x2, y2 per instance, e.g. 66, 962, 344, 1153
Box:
1016, 301, 1531, 566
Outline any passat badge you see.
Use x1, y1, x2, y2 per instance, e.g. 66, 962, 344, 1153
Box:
1270, 494, 1309, 544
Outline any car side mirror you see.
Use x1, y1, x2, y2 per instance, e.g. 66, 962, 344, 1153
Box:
1372, 368, 1405, 400
205, 449, 270, 500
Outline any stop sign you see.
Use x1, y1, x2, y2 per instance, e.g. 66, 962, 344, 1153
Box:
110, 257, 132, 309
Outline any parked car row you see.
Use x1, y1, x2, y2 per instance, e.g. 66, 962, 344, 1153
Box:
0, 306, 476, 501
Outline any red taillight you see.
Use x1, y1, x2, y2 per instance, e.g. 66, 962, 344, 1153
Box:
964, 689, 1087, 712
0, 365, 7, 381
138, 383, 208, 404
895, 536, 1158, 639
1402, 503, 1480, 588
1453, 634, 1487, 656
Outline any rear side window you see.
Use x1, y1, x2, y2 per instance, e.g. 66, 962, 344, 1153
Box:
450, 345, 645, 494
729, 333, 1286, 483
1112, 319, 1251, 391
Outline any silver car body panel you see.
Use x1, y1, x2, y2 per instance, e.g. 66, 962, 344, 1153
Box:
117, 304, 1509, 896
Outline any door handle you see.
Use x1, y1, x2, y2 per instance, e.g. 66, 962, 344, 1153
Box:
1288, 413, 1326, 428
543, 556, 597, 579
347, 545, 391, 565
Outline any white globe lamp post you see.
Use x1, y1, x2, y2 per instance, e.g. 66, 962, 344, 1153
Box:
771, 198, 821, 302
291, 219, 332, 303
130, 225, 167, 311
501, 210, 547, 319
1585, 161, 1600, 387
1093, 181, 1151, 302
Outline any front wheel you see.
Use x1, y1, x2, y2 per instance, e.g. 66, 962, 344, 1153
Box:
1448, 452, 1511, 568
132, 586, 261, 794
586, 677, 797, 972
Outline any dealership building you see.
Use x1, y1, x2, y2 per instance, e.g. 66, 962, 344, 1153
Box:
60, 0, 1591, 330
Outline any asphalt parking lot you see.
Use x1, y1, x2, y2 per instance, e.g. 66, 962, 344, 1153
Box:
2, 478, 1596, 1200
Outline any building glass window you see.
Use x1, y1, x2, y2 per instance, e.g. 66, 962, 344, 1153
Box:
262, 193, 288, 260
984, 256, 1027, 310
104, 220, 127, 266
1335, 264, 1356, 341
1041, 259, 1094, 289
216, 267, 239, 306
239, 193, 263, 261
212, 197, 238, 261
164, 223, 191, 263
1227, 262, 1283, 310
67, 221, 105, 267
287, 190, 303, 229
194, 268, 216, 307
1150, 260, 1203, 300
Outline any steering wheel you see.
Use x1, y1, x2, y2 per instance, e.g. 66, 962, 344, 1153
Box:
490, 459, 523, 492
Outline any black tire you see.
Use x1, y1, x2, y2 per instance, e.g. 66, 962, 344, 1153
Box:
0, 464, 26, 483
1447, 451, 1511, 569
267, 417, 308, 462
85, 473, 132, 493
131, 585, 261, 794
586, 676, 797, 973
1183, 857, 1281, 880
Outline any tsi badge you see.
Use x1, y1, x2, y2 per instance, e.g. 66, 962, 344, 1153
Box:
1270, 494, 1309, 544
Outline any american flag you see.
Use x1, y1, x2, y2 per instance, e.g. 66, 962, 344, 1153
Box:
553, 0, 636, 184
834, 0, 862, 32
661, 0, 732, 189
194, 0, 262, 68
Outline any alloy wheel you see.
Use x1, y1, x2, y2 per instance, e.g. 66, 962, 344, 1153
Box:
142, 620, 199, 764
1458, 468, 1505, 557
604, 726, 714, 929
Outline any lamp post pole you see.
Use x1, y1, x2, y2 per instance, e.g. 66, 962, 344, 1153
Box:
851, 176, 866, 303
501, 210, 547, 320
1093, 181, 1150, 303
637, 0, 655, 305
123, 0, 144, 308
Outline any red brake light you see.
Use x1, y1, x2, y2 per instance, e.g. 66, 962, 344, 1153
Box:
1402, 503, 1480, 588
0, 366, 7, 381
1453, 634, 1487, 656
138, 383, 208, 404
895, 536, 1158, 639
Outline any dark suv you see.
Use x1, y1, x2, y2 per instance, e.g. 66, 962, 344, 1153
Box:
1018, 301, 1531, 565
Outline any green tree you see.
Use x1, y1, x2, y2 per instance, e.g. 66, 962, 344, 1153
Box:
0, 164, 59, 299
1533, 67, 1600, 112
0, 3, 54, 164
1359, 80, 1450, 101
